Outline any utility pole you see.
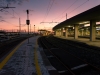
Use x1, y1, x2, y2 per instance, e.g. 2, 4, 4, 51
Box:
26, 9, 30, 44
66, 13, 67, 20
34, 25, 35, 36
19, 18, 21, 35
0, 4, 15, 11
30, 24, 31, 34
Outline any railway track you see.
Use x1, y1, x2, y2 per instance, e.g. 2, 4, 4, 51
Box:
47, 36, 100, 69
38, 36, 100, 75
0, 37, 28, 59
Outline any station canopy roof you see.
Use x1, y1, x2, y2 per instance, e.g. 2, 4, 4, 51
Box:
53, 5, 100, 31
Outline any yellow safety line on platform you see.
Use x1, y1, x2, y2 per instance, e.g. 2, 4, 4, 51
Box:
34, 41, 42, 75
0, 40, 26, 70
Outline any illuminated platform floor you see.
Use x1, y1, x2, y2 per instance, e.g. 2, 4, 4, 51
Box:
55, 36, 100, 47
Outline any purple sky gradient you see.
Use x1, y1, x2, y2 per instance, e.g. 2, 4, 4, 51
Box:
0, 0, 100, 32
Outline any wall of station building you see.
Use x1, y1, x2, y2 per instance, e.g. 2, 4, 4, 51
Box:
55, 28, 100, 36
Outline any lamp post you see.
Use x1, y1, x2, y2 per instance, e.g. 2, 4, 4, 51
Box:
34, 25, 35, 36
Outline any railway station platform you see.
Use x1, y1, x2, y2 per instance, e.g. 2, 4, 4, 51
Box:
0, 36, 58, 75
54, 36, 100, 47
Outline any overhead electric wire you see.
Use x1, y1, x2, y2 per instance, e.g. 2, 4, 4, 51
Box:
11, 9, 20, 18
41, 0, 55, 30
48, 0, 79, 30
7, 10, 15, 17
68, 0, 89, 15
46, 0, 54, 19
0, 9, 19, 26
53, 0, 79, 21
42, 0, 51, 22
42, 0, 54, 22
0, 9, 16, 26
0, 19, 17, 26
40, 0, 51, 30
57, 0, 89, 21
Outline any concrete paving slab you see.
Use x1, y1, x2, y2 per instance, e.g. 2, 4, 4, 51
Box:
0, 36, 50, 75
55, 36, 100, 47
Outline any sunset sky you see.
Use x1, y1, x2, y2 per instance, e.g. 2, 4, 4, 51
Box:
0, 0, 100, 32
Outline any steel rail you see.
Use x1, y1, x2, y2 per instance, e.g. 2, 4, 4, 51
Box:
47, 36, 100, 73
39, 37, 76, 75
